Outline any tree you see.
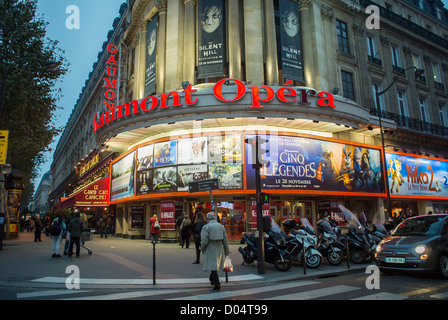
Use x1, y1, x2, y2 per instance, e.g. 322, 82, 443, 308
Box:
0, 0, 68, 206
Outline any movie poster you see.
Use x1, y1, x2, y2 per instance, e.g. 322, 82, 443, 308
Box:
154, 140, 177, 167
385, 153, 448, 197
279, 0, 304, 82
246, 134, 384, 193
145, 15, 158, 96
197, 0, 225, 78
153, 166, 178, 192
178, 164, 208, 192
177, 137, 208, 164
208, 135, 243, 163
209, 163, 242, 189
111, 152, 135, 201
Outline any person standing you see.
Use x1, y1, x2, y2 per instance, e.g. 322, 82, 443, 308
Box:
50, 214, 66, 258
64, 212, 75, 255
180, 212, 192, 248
149, 214, 161, 243
192, 211, 205, 264
200, 212, 230, 290
34, 214, 43, 242
68, 212, 83, 258
98, 215, 107, 238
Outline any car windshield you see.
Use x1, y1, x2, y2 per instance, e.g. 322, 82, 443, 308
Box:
393, 216, 445, 236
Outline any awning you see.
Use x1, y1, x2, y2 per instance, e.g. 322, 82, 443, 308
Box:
55, 177, 110, 211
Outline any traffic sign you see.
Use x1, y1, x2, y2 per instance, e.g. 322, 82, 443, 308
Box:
0, 130, 9, 165
188, 178, 220, 193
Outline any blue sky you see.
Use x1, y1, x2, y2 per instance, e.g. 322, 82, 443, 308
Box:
33, 0, 448, 188
34, 0, 125, 186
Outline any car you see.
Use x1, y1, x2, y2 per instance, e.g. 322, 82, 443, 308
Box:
375, 214, 448, 279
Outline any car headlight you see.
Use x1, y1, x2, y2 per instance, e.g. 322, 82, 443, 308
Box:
415, 245, 426, 254
376, 243, 382, 253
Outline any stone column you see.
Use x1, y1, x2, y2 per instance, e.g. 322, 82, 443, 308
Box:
183, 0, 196, 85
264, 0, 279, 85
138, 21, 148, 99
243, 0, 264, 85
165, 0, 184, 91
228, 0, 242, 80
298, 0, 314, 88
156, 0, 167, 94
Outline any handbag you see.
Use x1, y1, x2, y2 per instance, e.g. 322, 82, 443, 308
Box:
154, 221, 160, 229
223, 256, 233, 272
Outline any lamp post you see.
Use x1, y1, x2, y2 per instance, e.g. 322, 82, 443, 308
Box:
375, 66, 425, 220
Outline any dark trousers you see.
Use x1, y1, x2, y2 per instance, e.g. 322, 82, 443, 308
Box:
69, 236, 80, 257
209, 271, 220, 287
180, 234, 190, 248
194, 239, 201, 262
34, 229, 42, 241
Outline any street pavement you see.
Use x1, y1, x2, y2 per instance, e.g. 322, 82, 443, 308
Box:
0, 231, 368, 290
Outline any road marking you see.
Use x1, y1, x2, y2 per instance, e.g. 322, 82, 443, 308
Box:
400, 282, 448, 297
31, 274, 264, 285
170, 280, 320, 300
58, 289, 189, 300
430, 291, 448, 299
352, 292, 407, 300
264, 285, 359, 300
17, 289, 90, 299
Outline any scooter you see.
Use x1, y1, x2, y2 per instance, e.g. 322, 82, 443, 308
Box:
283, 218, 323, 269
238, 216, 292, 272
338, 205, 372, 264
359, 213, 388, 262
317, 219, 344, 266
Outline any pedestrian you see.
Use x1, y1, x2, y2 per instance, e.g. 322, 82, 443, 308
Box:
44, 216, 51, 237
192, 211, 205, 264
176, 212, 184, 246
50, 214, 66, 258
33, 214, 43, 242
98, 215, 107, 238
149, 214, 161, 243
68, 212, 83, 258
200, 212, 230, 290
180, 212, 192, 248
64, 211, 75, 255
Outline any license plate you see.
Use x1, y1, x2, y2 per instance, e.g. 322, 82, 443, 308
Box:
385, 257, 405, 264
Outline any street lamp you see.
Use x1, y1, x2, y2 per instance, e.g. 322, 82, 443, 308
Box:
375, 66, 425, 220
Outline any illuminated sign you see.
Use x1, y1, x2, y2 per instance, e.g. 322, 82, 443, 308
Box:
92, 78, 336, 133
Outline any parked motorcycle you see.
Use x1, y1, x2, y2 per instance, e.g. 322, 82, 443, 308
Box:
283, 218, 322, 269
316, 219, 344, 266
238, 216, 292, 272
338, 205, 372, 264
359, 212, 389, 262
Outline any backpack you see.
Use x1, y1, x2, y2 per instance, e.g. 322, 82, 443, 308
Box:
49, 219, 62, 236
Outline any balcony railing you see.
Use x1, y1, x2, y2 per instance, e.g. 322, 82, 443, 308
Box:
368, 55, 383, 66
370, 108, 448, 137
359, 0, 448, 49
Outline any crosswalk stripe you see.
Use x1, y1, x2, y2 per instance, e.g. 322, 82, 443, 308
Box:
170, 280, 320, 300
264, 285, 359, 300
429, 291, 448, 299
17, 290, 90, 299
58, 289, 192, 300
351, 292, 408, 300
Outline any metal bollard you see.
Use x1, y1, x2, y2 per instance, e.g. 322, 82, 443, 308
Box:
152, 240, 156, 285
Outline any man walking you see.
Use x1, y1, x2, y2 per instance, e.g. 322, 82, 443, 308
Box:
200, 212, 229, 290
68, 212, 83, 258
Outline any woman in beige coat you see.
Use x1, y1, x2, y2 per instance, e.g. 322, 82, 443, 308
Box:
200, 212, 230, 290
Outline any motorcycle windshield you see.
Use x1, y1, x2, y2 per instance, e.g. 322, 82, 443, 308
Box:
338, 205, 364, 234
359, 212, 367, 228
271, 218, 283, 234
300, 218, 315, 236
319, 220, 336, 235
373, 218, 387, 234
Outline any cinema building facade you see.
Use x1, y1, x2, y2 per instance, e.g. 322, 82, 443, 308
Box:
51, 0, 448, 241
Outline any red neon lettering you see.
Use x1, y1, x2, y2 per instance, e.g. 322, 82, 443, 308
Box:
248, 86, 275, 108
213, 78, 246, 102
182, 84, 198, 105
104, 78, 117, 89
106, 66, 117, 77
106, 55, 117, 65
104, 90, 116, 100
317, 92, 336, 108
159, 91, 182, 109
117, 100, 138, 118
107, 44, 117, 54
104, 102, 116, 123
140, 96, 159, 111
276, 81, 297, 103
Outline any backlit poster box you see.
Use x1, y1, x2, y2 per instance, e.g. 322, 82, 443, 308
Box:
111, 151, 135, 201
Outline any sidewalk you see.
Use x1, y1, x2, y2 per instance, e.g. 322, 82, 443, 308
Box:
0, 231, 368, 289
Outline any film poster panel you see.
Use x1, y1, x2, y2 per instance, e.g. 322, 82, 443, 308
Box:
197, 0, 225, 79
208, 134, 243, 163
153, 166, 178, 192
178, 164, 208, 192
246, 134, 384, 193
111, 151, 136, 201
178, 137, 208, 164
279, 0, 304, 82
145, 15, 158, 96
154, 140, 177, 167
209, 163, 243, 189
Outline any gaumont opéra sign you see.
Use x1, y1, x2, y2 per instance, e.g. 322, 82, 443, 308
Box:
93, 78, 336, 133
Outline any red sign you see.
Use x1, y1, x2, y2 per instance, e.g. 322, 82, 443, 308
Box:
160, 201, 175, 230
73, 178, 110, 207
250, 199, 270, 230
93, 78, 336, 133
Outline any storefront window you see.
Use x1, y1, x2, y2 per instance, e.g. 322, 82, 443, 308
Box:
130, 206, 144, 229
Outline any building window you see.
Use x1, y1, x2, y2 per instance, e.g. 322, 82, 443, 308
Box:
366, 35, 381, 65
432, 63, 443, 83
419, 97, 430, 123
439, 104, 447, 127
336, 19, 350, 54
397, 91, 409, 117
391, 46, 402, 68
372, 83, 385, 112
341, 71, 355, 101
412, 54, 423, 69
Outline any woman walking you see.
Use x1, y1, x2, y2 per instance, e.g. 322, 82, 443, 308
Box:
192, 211, 205, 264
